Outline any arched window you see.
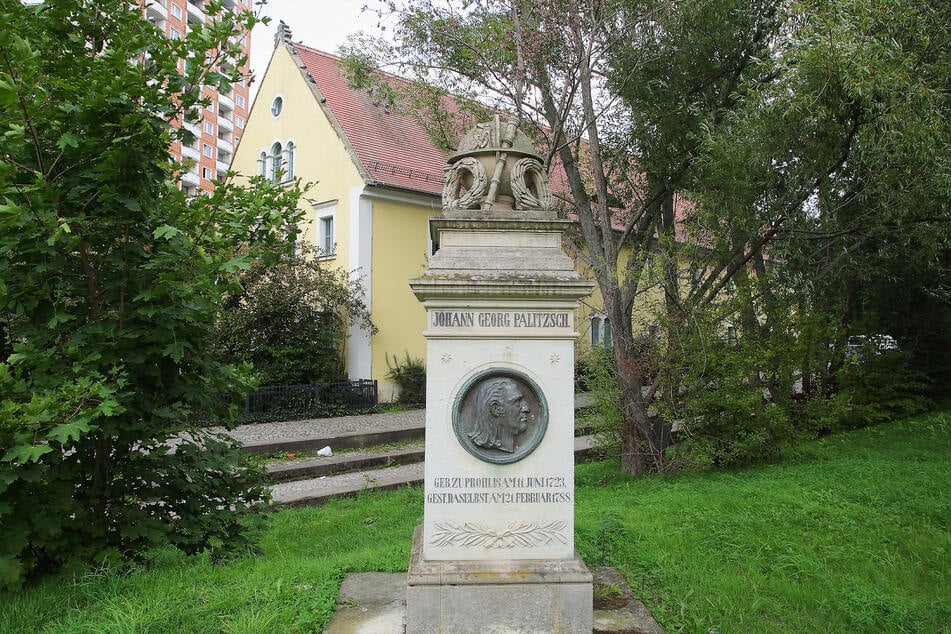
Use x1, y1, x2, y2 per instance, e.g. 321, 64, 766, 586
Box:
590, 314, 612, 348
726, 324, 737, 347
256, 151, 266, 176
269, 141, 283, 182
284, 140, 295, 180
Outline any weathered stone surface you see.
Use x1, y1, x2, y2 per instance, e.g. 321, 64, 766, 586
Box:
404, 117, 596, 632
443, 116, 552, 213
591, 566, 666, 634
322, 566, 666, 634
323, 573, 405, 634
406, 527, 593, 633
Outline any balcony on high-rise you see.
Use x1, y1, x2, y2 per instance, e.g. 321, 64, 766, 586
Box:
217, 147, 232, 174
217, 91, 234, 113
186, 0, 204, 23
180, 167, 200, 188
145, 0, 167, 23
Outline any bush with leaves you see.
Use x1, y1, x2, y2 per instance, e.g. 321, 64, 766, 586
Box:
655, 289, 802, 469
575, 345, 624, 459
832, 346, 931, 431
0, 1, 303, 588
213, 245, 375, 386
385, 352, 426, 404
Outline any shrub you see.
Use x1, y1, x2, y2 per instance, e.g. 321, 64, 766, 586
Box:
213, 245, 374, 386
386, 352, 426, 404
0, 1, 280, 588
658, 307, 798, 468
835, 348, 931, 430
575, 346, 624, 458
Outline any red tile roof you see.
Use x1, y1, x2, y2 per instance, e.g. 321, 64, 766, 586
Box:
289, 43, 694, 240
290, 43, 450, 196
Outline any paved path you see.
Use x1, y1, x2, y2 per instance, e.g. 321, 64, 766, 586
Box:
215, 393, 592, 447
213, 408, 425, 446
271, 462, 426, 506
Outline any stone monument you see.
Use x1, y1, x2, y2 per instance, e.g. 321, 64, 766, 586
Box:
406, 116, 595, 633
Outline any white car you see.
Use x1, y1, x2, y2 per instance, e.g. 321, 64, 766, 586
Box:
846, 334, 899, 360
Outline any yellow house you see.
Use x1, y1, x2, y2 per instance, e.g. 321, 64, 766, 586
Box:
231, 34, 456, 400
232, 32, 680, 398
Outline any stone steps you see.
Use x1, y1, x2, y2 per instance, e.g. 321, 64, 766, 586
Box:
230, 395, 598, 506
268, 434, 600, 507
267, 443, 426, 482
242, 422, 425, 457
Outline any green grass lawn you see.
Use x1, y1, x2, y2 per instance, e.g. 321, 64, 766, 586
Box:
1, 410, 948, 633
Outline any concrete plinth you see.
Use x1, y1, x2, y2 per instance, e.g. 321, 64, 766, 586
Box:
405, 526, 593, 634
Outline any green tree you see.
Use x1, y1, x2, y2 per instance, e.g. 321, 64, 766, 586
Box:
345, 0, 797, 473
350, 0, 948, 472
213, 245, 375, 386
694, 0, 950, 397
0, 0, 303, 587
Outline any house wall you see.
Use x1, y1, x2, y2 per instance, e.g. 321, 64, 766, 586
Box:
368, 193, 439, 401
232, 45, 364, 262
232, 46, 731, 397
573, 246, 669, 352
230, 46, 370, 382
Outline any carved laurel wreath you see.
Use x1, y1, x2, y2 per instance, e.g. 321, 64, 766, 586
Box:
443, 157, 489, 211
431, 521, 567, 548
510, 157, 552, 210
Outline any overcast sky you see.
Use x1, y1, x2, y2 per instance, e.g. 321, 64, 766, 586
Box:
248, 1, 391, 97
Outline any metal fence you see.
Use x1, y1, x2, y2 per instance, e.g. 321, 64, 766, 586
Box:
220, 379, 378, 421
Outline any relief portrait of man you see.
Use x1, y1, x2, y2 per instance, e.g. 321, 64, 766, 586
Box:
467, 377, 531, 453
453, 369, 548, 464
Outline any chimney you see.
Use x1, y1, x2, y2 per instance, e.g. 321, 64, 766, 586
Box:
274, 21, 292, 49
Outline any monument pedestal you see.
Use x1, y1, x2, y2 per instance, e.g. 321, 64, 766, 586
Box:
407, 116, 595, 633
406, 527, 592, 634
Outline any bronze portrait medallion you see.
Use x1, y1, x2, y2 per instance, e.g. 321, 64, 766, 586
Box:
452, 369, 548, 464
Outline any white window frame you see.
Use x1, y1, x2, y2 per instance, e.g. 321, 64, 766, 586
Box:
283, 139, 295, 181
270, 94, 284, 118
235, 115, 245, 129
268, 141, 283, 182
202, 143, 213, 158
203, 120, 214, 135
590, 314, 612, 348
235, 94, 245, 108
726, 323, 738, 347
314, 201, 337, 258
169, 2, 182, 19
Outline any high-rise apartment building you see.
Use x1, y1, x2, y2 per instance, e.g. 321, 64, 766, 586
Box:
144, 0, 250, 195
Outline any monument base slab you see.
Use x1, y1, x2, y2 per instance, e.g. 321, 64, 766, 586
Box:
405, 526, 593, 633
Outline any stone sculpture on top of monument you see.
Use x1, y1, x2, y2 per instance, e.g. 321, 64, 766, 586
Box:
442, 116, 553, 215
406, 116, 596, 633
